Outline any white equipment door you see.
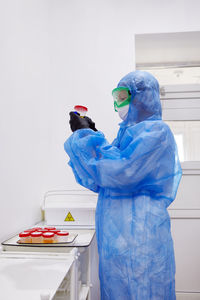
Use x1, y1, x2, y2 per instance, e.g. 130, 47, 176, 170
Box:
161, 84, 200, 299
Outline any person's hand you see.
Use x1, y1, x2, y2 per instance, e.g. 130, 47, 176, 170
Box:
69, 112, 98, 132
84, 116, 98, 132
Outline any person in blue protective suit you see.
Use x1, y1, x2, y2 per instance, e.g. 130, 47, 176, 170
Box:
64, 70, 182, 300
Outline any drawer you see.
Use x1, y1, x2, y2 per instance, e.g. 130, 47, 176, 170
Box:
176, 293, 200, 300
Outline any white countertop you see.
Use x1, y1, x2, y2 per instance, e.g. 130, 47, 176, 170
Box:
0, 252, 74, 300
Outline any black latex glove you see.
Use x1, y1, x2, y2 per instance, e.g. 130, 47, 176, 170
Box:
69, 112, 98, 132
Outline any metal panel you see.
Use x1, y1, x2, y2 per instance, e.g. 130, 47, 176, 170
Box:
161, 84, 200, 93
162, 108, 200, 120
160, 84, 200, 120
162, 99, 200, 109
162, 92, 200, 99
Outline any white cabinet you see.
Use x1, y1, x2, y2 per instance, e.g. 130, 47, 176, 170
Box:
168, 165, 200, 298
160, 83, 200, 298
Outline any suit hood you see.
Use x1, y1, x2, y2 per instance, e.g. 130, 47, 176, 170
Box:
117, 71, 162, 126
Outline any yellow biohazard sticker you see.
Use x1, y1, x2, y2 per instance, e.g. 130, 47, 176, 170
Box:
64, 212, 75, 222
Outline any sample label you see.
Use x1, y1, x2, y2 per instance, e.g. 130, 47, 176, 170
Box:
64, 212, 75, 222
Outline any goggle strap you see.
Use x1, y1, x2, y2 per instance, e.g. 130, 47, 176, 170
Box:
112, 87, 130, 95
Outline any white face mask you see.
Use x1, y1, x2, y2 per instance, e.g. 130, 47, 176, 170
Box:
118, 105, 129, 120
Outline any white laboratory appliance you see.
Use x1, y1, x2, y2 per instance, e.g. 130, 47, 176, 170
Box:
161, 84, 200, 300
0, 190, 100, 300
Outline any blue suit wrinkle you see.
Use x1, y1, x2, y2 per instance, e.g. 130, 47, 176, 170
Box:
64, 71, 182, 299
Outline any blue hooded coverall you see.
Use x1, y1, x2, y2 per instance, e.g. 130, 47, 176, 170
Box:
64, 71, 182, 300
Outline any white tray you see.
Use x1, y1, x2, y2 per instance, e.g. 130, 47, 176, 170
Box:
2, 233, 77, 248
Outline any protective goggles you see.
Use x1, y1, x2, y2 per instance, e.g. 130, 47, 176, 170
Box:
112, 87, 131, 112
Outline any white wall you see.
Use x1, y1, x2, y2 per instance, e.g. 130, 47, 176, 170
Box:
1, 0, 200, 242
0, 0, 49, 241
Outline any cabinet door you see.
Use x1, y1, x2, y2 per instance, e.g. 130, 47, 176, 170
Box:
168, 165, 200, 298
170, 218, 200, 295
